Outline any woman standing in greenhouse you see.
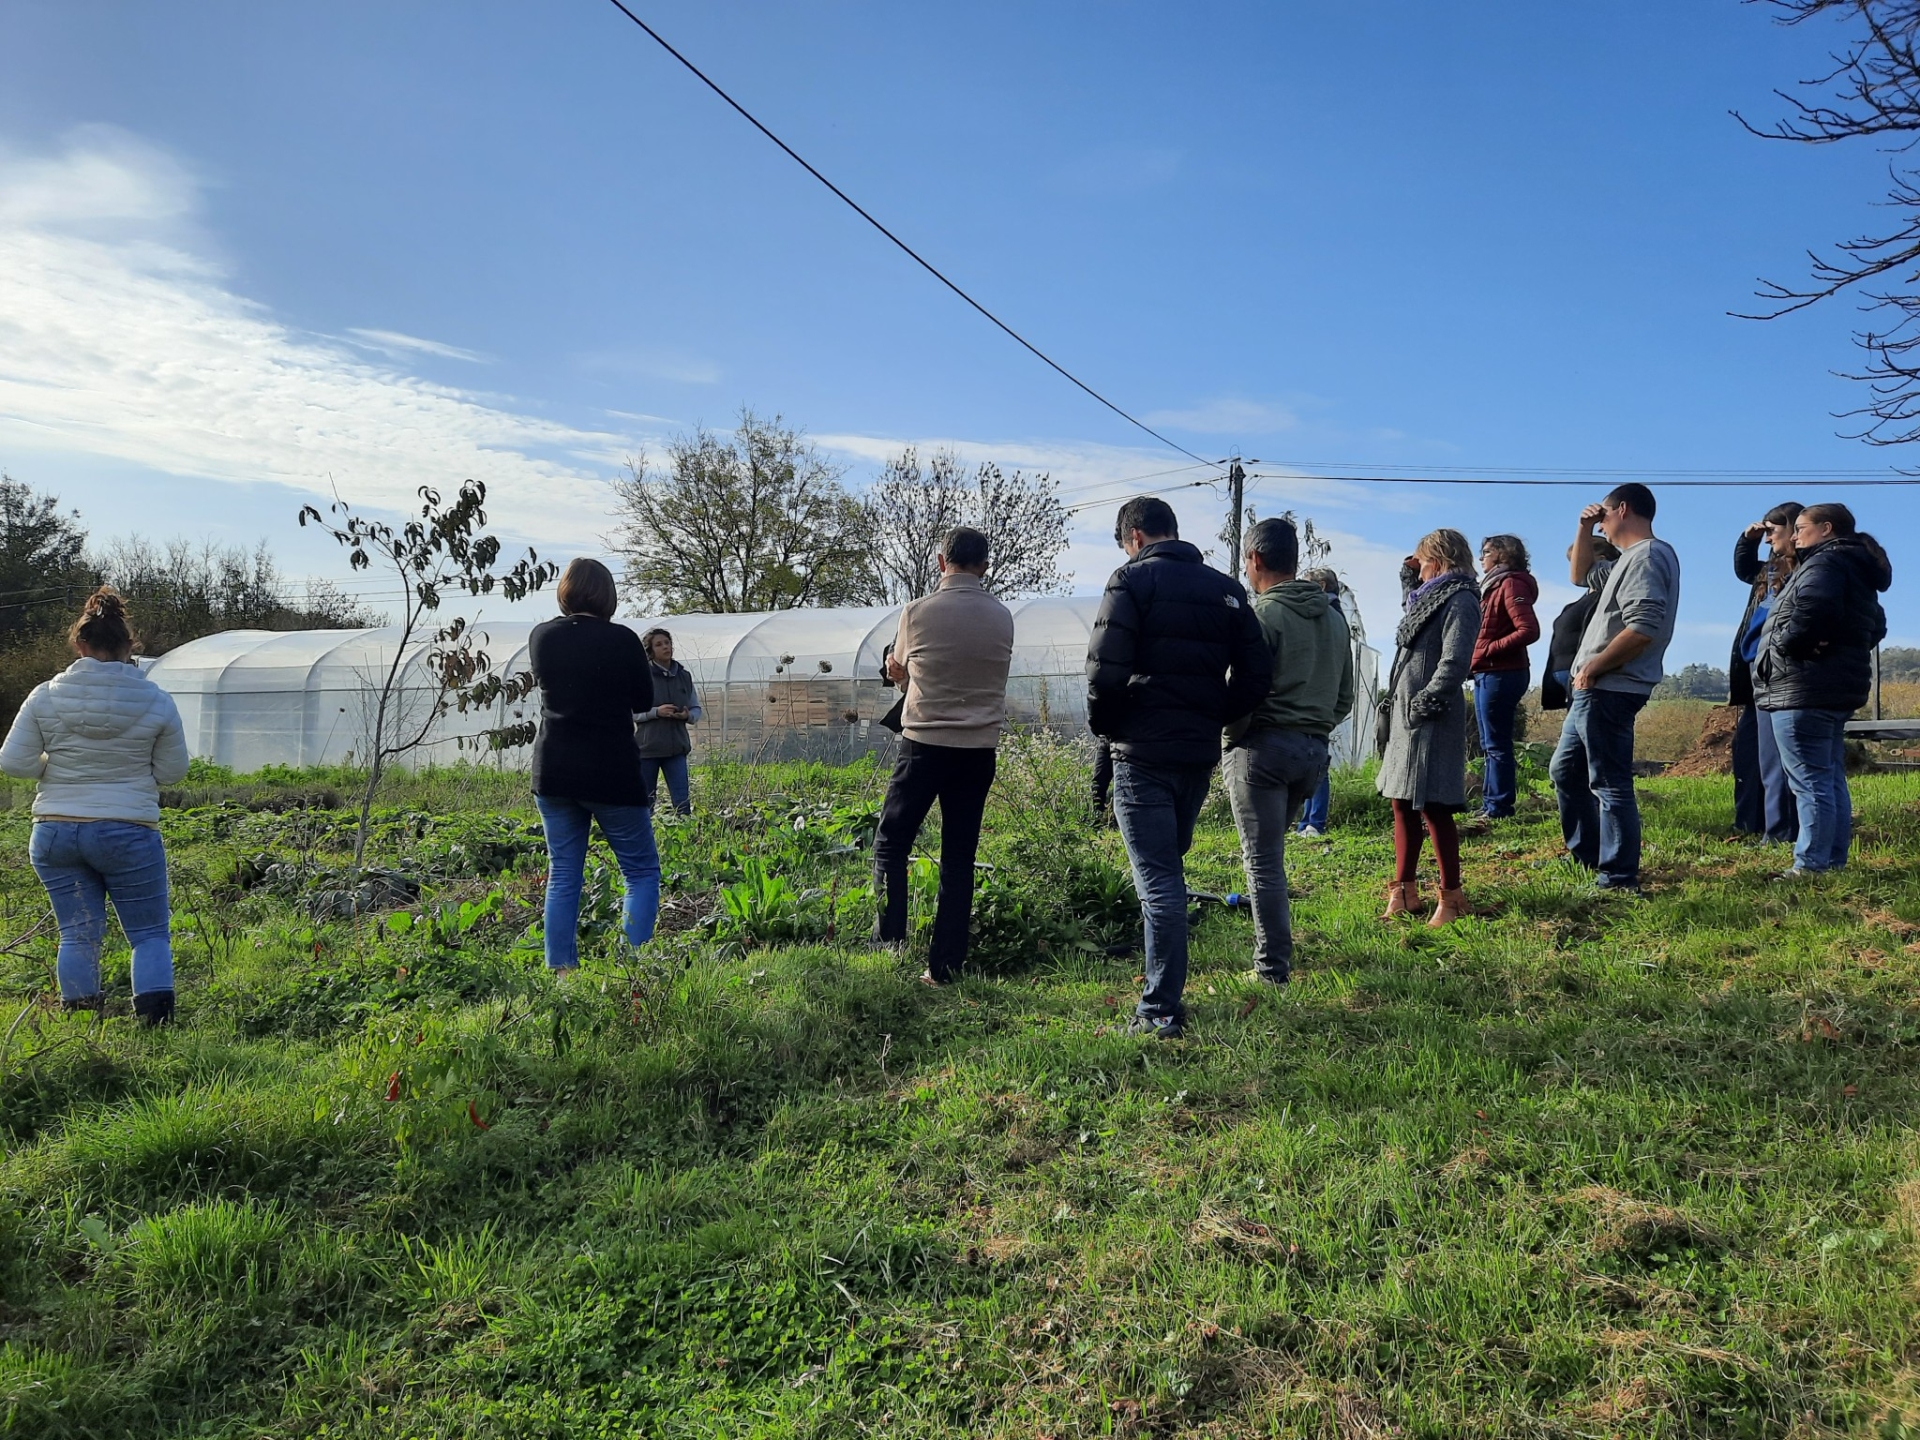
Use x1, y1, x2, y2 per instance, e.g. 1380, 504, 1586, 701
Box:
0, 587, 189, 1024
528, 559, 659, 973
1376, 530, 1482, 926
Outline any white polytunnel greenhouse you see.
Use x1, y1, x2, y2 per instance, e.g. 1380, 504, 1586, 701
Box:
146, 597, 1381, 772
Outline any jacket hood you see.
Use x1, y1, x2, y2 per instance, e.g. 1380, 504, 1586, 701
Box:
1806, 536, 1893, 593
1260, 578, 1336, 620
44, 658, 162, 741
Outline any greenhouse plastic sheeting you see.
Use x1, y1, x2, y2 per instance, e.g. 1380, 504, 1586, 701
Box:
146, 597, 1380, 772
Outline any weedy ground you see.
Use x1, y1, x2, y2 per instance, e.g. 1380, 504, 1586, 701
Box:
1, 745, 1918, 1438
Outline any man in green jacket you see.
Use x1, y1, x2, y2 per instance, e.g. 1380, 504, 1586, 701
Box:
1223, 517, 1356, 984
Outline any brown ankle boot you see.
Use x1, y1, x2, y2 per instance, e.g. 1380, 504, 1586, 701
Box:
1427, 887, 1469, 927
1381, 882, 1423, 919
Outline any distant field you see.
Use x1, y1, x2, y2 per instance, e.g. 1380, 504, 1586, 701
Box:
3, 750, 1918, 1437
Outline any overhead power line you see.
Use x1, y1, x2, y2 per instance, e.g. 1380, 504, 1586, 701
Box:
1244, 472, 1920, 488
599, 0, 1216, 469
1260, 459, 1920, 478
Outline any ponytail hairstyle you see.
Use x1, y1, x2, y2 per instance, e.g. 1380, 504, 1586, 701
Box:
69, 585, 136, 661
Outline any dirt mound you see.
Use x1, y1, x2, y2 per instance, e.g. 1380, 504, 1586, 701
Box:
1665, 703, 1741, 777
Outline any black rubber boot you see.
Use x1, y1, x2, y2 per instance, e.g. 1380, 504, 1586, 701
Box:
132, 990, 175, 1028
60, 995, 104, 1014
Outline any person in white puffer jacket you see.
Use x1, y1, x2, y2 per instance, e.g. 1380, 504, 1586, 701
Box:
1, 587, 189, 1024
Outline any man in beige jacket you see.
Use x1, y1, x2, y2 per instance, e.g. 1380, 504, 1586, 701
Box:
873, 526, 1015, 984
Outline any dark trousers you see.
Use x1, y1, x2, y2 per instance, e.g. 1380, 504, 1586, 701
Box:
1112, 758, 1215, 1021
1732, 703, 1764, 835
872, 739, 997, 980
1549, 687, 1647, 887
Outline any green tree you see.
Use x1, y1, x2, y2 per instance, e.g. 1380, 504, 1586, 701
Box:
0, 475, 91, 644
612, 410, 878, 613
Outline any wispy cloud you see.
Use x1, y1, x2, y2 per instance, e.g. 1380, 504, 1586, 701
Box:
345, 327, 490, 364
1142, 396, 1299, 437
1058, 144, 1184, 196
573, 347, 722, 386
0, 127, 633, 549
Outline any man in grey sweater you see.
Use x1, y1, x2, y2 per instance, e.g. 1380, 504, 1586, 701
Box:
1548, 482, 1681, 890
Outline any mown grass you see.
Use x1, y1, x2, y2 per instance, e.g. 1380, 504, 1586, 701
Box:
1, 750, 1918, 1438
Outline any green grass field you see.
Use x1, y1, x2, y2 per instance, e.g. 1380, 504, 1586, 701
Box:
2, 746, 1918, 1438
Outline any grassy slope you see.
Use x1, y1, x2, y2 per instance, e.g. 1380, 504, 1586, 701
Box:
1, 757, 1918, 1438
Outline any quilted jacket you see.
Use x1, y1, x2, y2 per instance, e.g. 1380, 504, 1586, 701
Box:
0, 659, 190, 822
1084, 539, 1271, 767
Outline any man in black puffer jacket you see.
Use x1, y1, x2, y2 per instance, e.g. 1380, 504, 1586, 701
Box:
1087, 497, 1271, 1038
1754, 503, 1892, 875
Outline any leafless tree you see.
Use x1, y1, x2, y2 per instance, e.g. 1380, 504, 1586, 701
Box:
1738, 1, 1920, 444
863, 446, 1070, 602
612, 410, 879, 612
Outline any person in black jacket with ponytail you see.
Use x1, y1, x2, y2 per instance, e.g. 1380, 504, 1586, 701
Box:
1754, 503, 1891, 876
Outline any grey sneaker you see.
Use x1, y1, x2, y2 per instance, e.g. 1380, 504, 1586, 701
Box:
1126, 1014, 1185, 1041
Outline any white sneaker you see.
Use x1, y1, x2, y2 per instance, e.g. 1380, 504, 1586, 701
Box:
1296, 826, 1325, 839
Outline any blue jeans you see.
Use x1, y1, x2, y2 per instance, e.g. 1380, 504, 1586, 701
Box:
29, 821, 174, 1001
1549, 688, 1647, 887
1112, 759, 1215, 1021
1767, 708, 1851, 871
535, 795, 661, 970
639, 753, 691, 814
1755, 704, 1798, 843
1473, 668, 1530, 817
1296, 773, 1330, 832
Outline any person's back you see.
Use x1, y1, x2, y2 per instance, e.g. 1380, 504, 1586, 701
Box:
527, 559, 661, 976
3, 658, 189, 822
1087, 540, 1270, 766
1087, 497, 1270, 1040
0, 587, 189, 1026
896, 573, 1015, 746
1246, 580, 1354, 736
529, 612, 653, 805
871, 528, 1016, 986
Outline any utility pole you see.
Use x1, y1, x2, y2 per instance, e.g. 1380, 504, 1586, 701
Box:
1225, 458, 1246, 577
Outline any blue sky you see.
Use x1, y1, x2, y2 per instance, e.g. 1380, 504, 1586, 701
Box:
0, 1, 1911, 663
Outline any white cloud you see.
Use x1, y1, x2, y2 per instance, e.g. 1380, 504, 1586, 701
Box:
1058, 144, 1184, 195
573, 347, 722, 385
345, 328, 490, 364
1142, 397, 1299, 436
0, 128, 633, 550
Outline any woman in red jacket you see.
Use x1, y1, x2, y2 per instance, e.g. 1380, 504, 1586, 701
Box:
1470, 535, 1541, 819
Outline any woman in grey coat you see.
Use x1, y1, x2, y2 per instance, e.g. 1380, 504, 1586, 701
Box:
1376, 528, 1482, 926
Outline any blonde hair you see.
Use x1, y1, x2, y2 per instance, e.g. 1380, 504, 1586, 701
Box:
1414, 528, 1473, 575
